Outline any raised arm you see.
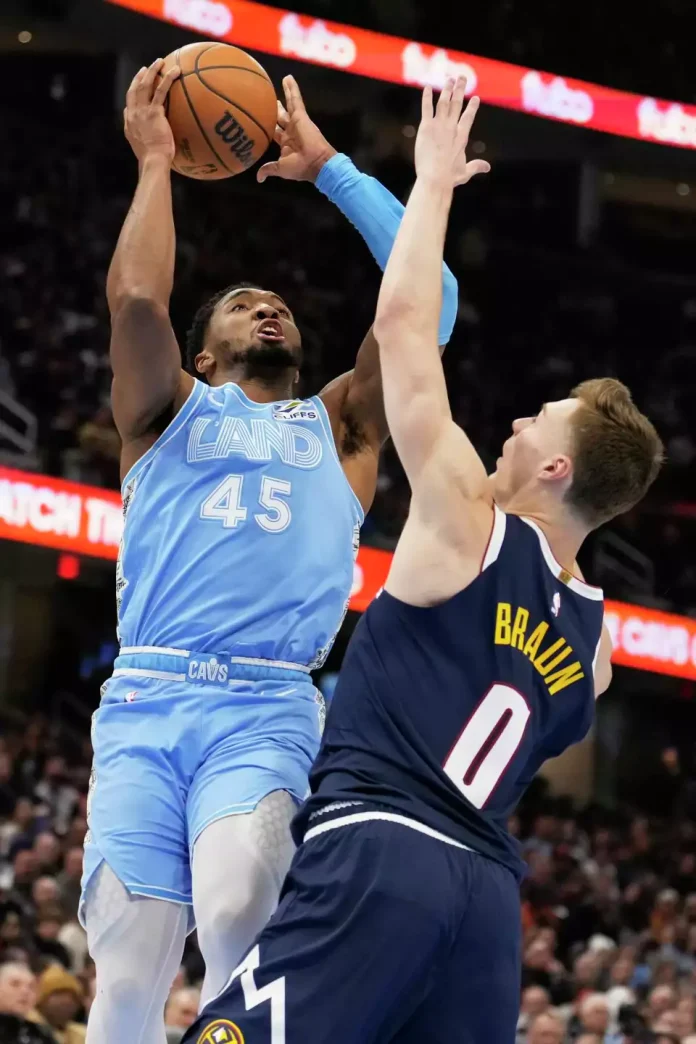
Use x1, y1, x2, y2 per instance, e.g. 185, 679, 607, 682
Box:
374, 79, 491, 547
108, 59, 192, 463
256, 75, 459, 510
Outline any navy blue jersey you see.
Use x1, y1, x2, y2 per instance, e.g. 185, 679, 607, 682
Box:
296, 507, 604, 880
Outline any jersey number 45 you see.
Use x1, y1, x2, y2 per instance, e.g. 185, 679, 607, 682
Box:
201, 474, 292, 533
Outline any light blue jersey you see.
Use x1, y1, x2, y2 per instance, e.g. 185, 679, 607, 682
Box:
117, 380, 362, 667
81, 379, 363, 920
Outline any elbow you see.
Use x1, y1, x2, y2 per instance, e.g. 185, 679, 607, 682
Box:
109, 291, 169, 324
374, 300, 418, 349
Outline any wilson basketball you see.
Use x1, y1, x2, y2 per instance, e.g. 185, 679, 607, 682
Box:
161, 42, 277, 180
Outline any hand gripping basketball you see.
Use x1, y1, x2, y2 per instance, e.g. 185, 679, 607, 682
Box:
124, 58, 181, 165
415, 76, 490, 189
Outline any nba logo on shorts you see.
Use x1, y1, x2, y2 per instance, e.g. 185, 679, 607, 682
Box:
197, 1020, 244, 1044
125, 691, 138, 703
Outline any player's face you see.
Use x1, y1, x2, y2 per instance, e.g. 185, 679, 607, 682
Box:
492, 398, 579, 506
206, 288, 302, 370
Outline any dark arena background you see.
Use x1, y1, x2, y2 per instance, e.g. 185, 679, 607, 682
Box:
1, 0, 696, 1040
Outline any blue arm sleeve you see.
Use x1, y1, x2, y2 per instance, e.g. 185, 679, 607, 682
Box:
315, 153, 458, 346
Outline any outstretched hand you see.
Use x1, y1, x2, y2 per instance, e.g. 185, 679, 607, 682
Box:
415, 76, 490, 189
257, 75, 337, 185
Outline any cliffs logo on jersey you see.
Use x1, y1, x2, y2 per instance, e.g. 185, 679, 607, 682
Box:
273, 400, 319, 422
197, 1019, 244, 1044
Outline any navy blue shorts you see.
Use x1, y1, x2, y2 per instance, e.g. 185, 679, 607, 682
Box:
183, 812, 521, 1044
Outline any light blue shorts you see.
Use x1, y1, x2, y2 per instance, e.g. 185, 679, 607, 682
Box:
80, 649, 323, 926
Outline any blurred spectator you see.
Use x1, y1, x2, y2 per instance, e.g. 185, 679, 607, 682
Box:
0, 799, 37, 862
526, 1011, 565, 1044
34, 904, 72, 969
517, 985, 552, 1042
4, 851, 39, 912
164, 988, 201, 1037
647, 985, 678, 1026
0, 962, 37, 1018
34, 761, 78, 838
31, 966, 85, 1044
577, 993, 611, 1040
32, 836, 62, 879
0, 963, 55, 1044
32, 879, 59, 909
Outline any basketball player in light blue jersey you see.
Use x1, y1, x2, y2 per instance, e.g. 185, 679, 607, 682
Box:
82, 61, 460, 1044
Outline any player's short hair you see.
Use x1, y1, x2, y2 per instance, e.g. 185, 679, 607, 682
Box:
184, 281, 263, 375
566, 378, 664, 528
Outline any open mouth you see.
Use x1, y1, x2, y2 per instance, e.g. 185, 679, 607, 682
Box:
257, 320, 284, 342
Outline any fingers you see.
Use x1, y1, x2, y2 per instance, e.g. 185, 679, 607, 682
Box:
436, 77, 454, 118
450, 77, 468, 120
421, 85, 434, 122
434, 76, 469, 122
459, 158, 491, 185
276, 99, 290, 128
283, 75, 306, 116
136, 58, 165, 105
125, 66, 147, 110
257, 161, 280, 184
457, 95, 481, 144
152, 65, 180, 107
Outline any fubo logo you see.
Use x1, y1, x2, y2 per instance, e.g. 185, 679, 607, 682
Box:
164, 0, 232, 38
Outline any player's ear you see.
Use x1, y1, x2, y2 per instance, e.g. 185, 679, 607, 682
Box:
539, 454, 572, 483
293, 368, 300, 387
195, 350, 215, 378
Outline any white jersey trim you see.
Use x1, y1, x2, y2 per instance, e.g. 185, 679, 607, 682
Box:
225, 382, 273, 412
313, 394, 365, 524
303, 809, 473, 851
112, 667, 187, 682
229, 655, 311, 673
519, 517, 604, 601
117, 649, 310, 672
120, 379, 207, 492
119, 645, 191, 657
481, 505, 507, 571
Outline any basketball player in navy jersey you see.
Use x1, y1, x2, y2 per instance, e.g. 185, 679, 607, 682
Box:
83, 62, 462, 1044
184, 78, 663, 1044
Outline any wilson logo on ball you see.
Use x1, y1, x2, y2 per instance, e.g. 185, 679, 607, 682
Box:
214, 111, 255, 165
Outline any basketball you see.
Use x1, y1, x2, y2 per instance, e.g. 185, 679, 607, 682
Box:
161, 42, 277, 180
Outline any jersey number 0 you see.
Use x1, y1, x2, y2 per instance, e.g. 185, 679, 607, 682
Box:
443, 684, 531, 809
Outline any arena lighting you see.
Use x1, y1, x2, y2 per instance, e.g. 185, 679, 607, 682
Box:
57, 553, 81, 580
105, 0, 696, 150
1, 465, 696, 681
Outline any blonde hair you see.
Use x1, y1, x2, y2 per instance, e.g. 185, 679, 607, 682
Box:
567, 378, 664, 527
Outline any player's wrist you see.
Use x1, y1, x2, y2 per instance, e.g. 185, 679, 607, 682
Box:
138, 150, 174, 175
414, 172, 455, 203
307, 145, 339, 184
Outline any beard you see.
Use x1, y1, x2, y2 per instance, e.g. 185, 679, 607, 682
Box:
222, 341, 298, 380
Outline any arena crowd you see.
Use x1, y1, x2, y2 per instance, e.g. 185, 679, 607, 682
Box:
2, 717, 696, 1041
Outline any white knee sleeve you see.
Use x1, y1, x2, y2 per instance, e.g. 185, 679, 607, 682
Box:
85, 863, 188, 1044
192, 790, 296, 1007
